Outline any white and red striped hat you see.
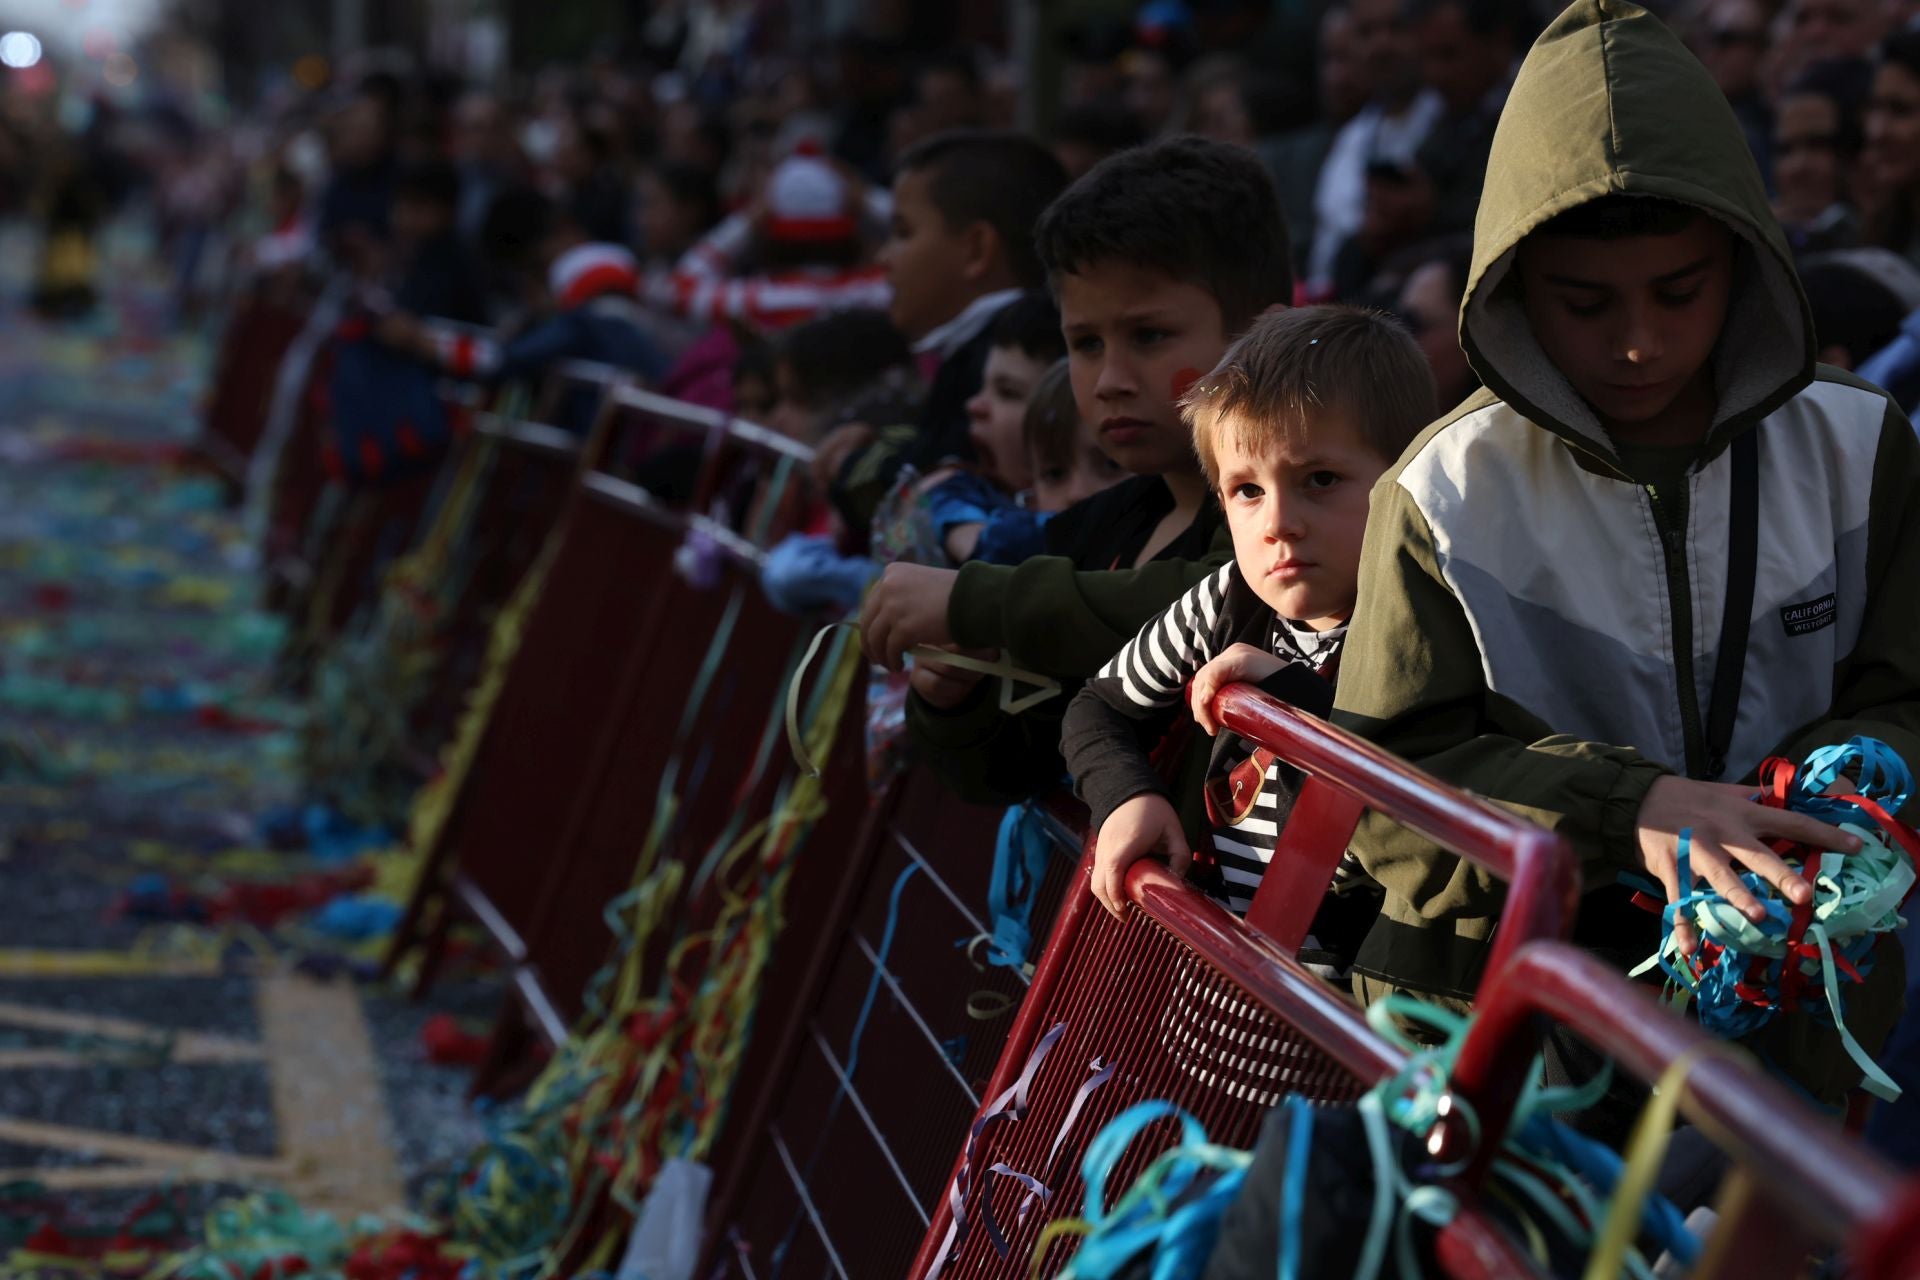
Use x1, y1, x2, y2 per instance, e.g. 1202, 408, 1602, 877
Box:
762, 139, 857, 245
549, 242, 641, 309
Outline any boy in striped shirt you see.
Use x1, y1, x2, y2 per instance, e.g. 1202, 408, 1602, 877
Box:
1061, 306, 1435, 932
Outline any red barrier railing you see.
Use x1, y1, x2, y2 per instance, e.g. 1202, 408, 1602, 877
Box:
906, 684, 1577, 1277
1445, 941, 1908, 1273
704, 779, 1076, 1278
199, 285, 311, 489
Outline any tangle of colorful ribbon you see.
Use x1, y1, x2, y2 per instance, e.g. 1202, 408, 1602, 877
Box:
1630, 735, 1917, 1101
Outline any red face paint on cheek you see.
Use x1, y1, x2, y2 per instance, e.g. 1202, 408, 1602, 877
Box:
1170, 366, 1202, 402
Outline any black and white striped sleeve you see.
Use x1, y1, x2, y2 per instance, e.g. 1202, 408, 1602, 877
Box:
1063, 565, 1235, 829
1094, 563, 1233, 709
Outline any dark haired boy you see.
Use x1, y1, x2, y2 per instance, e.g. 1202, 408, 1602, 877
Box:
1333, 0, 1920, 1104
817, 130, 1071, 532
863, 137, 1295, 801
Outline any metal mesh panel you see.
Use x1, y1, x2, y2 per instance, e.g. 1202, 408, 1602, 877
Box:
710, 779, 1068, 1278
931, 901, 1368, 1277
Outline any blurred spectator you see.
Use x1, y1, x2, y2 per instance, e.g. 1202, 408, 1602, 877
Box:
823, 131, 1070, 531
646, 143, 889, 329
767, 309, 922, 445
1863, 31, 1920, 269
1307, 0, 1443, 295
1695, 0, 1775, 180
914, 50, 989, 138
1800, 250, 1919, 368
830, 31, 913, 182
552, 113, 630, 245
1410, 0, 1529, 235
1061, 22, 1133, 108
1391, 235, 1478, 409
1773, 66, 1865, 253
449, 92, 524, 246
1022, 358, 1127, 513
319, 72, 402, 268
1049, 102, 1149, 180
1776, 0, 1888, 87
389, 160, 488, 325
1179, 56, 1260, 148
1125, 45, 1185, 136
1262, 6, 1370, 275
636, 162, 722, 267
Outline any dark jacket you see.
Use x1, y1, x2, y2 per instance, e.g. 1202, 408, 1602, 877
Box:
830, 311, 1000, 532
907, 477, 1229, 806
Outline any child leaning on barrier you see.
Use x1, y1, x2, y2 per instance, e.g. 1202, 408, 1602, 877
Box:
1330, 0, 1920, 1107
1061, 306, 1435, 956
878, 138, 1296, 807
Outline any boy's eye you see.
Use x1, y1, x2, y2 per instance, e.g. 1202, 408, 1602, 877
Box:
1305, 470, 1341, 490
1134, 327, 1170, 346
1657, 287, 1703, 308
1561, 296, 1607, 318
1232, 482, 1264, 501
1071, 335, 1103, 356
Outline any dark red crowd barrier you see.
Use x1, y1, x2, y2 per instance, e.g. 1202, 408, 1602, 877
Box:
199, 285, 310, 488
701, 776, 1079, 1278
401, 412, 584, 760
901, 685, 1575, 1278
1447, 941, 1912, 1277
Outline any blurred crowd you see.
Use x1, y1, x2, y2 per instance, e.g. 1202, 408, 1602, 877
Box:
8, 0, 1874, 426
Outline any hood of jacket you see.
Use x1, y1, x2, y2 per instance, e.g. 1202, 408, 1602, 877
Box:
1460, 0, 1814, 461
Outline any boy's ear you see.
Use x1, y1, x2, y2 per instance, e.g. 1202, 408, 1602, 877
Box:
959, 219, 1003, 283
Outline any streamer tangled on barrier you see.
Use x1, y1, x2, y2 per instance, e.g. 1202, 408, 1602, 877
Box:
437, 624, 867, 1276
1030, 997, 1704, 1280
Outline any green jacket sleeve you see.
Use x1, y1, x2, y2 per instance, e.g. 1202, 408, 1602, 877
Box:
1332, 477, 1670, 920
1773, 397, 1920, 803
906, 685, 1071, 806
946, 523, 1234, 679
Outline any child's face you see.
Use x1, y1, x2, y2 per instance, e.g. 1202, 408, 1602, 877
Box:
766, 359, 811, 440
1058, 263, 1228, 478
880, 167, 974, 341
1216, 412, 1387, 630
735, 370, 776, 423
1516, 217, 1735, 444
1028, 420, 1127, 513
965, 345, 1049, 491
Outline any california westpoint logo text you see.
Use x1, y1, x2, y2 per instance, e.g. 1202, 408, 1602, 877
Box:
1780, 592, 1837, 638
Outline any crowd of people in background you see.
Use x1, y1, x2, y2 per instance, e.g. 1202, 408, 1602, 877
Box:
137, 0, 1919, 430
64, 0, 1918, 1191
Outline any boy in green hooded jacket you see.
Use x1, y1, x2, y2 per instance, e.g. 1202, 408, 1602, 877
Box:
1332, 0, 1919, 1105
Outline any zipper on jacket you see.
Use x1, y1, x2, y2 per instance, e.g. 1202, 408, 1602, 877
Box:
1645, 485, 1705, 777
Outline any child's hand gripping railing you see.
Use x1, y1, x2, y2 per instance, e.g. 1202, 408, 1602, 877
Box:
909, 682, 1580, 1277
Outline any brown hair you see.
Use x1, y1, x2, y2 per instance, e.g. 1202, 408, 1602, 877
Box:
1022, 359, 1080, 471
1182, 304, 1436, 487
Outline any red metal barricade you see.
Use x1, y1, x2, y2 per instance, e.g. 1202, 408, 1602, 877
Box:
389, 383, 831, 1034
401, 413, 583, 759
904, 684, 1578, 1277
381, 467, 682, 996
703, 777, 1081, 1278
1443, 940, 1913, 1277
199, 285, 310, 490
